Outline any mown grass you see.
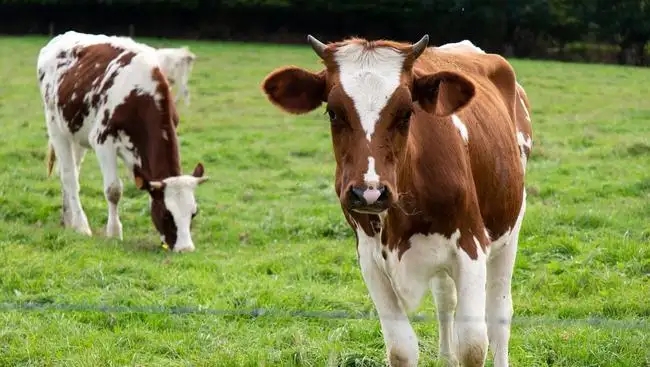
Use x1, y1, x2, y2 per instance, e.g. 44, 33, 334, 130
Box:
0, 35, 649, 366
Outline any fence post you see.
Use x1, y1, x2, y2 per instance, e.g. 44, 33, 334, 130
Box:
49, 22, 54, 36
129, 24, 135, 37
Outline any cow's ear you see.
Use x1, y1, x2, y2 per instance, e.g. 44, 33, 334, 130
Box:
191, 162, 208, 185
133, 166, 165, 192
261, 67, 326, 114
413, 70, 475, 116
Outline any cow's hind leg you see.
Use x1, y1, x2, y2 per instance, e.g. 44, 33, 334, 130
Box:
56, 143, 87, 227
357, 233, 419, 367
487, 191, 526, 367
95, 144, 123, 239
453, 242, 488, 367
431, 272, 459, 366
51, 136, 92, 235
72, 143, 87, 173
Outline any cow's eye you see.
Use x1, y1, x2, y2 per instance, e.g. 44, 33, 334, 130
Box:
325, 107, 348, 130
395, 110, 412, 131
326, 108, 336, 121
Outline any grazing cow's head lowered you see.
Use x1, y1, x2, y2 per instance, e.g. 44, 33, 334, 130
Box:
134, 162, 208, 250
262, 35, 476, 214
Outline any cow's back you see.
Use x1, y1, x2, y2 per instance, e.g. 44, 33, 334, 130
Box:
414, 48, 526, 238
37, 32, 173, 146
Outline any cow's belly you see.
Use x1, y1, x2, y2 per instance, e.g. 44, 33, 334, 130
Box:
72, 117, 95, 149
356, 228, 461, 312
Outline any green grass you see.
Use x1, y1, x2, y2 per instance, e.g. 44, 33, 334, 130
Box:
0, 35, 649, 367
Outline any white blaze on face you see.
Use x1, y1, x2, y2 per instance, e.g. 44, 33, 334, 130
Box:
160, 175, 201, 252
362, 156, 382, 204
334, 44, 405, 142
364, 156, 380, 184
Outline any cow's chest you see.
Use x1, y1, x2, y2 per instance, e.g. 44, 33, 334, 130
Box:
356, 227, 459, 312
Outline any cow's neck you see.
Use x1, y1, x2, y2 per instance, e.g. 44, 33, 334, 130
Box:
144, 129, 180, 180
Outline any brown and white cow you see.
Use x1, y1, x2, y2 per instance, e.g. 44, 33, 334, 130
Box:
261, 35, 533, 367
37, 31, 208, 252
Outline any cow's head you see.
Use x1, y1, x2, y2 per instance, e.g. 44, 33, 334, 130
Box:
261, 35, 475, 215
134, 162, 208, 252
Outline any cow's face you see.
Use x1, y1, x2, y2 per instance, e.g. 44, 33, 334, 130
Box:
135, 163, 208, 252
262, 35, 475, 215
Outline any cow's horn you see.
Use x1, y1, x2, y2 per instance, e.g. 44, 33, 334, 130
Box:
307, 34, 327, 59
410, 34, 430, 60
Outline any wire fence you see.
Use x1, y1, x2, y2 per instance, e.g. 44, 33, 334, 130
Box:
1, 301, 648, 330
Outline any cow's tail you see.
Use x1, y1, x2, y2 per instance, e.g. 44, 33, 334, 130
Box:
46, 142, 56, 178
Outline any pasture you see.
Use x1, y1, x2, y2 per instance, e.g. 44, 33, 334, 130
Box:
0, 35, 649, 366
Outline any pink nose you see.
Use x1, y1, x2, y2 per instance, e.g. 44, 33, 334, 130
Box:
349, 185, 389, 207
363, 189, 382, 204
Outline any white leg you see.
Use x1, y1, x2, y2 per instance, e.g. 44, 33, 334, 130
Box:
487, 194, 525, 367
173, 87, 182, 105
453, 247, 488, 367
71, 143, 87, 173
357, 231, 418, 367
181, 82, 190, 106
44, 111, 69, 227
431, 272, 459, 366
68, 143, 87, 227
60, 189, 71, 227
50, 137, 92, 235
95, 146, 123, 239
181, 66, 192, 106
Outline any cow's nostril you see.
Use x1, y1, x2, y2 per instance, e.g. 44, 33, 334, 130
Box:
377, 185, 389, 201
349, 187, 366, 205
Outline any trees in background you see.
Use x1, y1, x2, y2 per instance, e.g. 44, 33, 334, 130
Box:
1, 0, 649, 65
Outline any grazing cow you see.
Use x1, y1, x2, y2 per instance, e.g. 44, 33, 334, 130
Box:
155, 46, 196, 106
261, 34, 533, 367
37, 31, 208, 253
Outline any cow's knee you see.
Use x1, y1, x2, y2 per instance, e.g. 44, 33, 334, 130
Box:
105, 179, 122, 204
105, 179, 123, 239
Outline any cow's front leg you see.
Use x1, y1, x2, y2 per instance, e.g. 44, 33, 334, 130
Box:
431, 272, 459, 366
95, 145, 123, 239
453, 243, 489, 367
356, 230, 418, 367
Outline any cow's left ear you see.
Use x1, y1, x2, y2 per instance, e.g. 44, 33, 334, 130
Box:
191, 162, 209, 184
413, 70, 475, 116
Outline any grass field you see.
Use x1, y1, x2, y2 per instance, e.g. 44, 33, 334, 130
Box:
0, 35, 648, 367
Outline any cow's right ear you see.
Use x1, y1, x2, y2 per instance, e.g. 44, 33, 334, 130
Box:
412, 70, 475, 117
261, 67, 326, 114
